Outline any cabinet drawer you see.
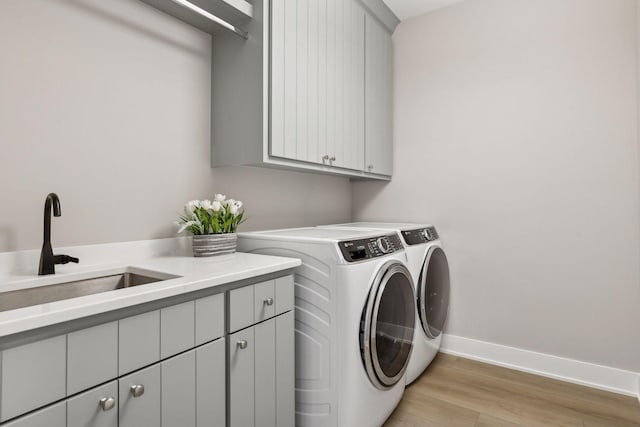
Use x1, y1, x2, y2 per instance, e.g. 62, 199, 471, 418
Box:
1, 401, 66, 427
195, 294, 224, 345
0, 335, 67, 422
119, 310, 160, 375
229, 285, 254, 333
196, 339, 225, 427
254, 280, 276, 323
160, 301, 195, 359
119, 364, 161, 427
275, 275, 294, 315
67, 322, 118, 395
67, 381, 117, 427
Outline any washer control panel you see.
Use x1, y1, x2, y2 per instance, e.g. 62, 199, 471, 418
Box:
401, 226, 439, 246
339, 234, 404, 262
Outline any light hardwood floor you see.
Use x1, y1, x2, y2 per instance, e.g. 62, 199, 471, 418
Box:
384, 353, 640, 427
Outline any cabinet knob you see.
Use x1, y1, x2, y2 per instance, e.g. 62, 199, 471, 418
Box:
237, 340, 248, 350
264, 297, 274, 306
130, 385, 145, 398
100, 397, 116, 411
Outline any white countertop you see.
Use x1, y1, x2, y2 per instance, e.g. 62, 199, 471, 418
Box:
0, 239, 300, 337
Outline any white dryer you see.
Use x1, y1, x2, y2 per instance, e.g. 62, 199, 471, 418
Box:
238, 227, 416, 427
322, 223, 450, 385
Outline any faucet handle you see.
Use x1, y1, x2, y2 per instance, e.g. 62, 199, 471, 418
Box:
54, 254, 80, 265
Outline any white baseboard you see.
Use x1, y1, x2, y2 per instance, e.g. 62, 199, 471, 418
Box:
440, 334, 640, 398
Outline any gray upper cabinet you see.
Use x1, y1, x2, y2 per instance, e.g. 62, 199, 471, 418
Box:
365, 14, 394, 176
271, 0, 365, 171
211, 0, 398, 180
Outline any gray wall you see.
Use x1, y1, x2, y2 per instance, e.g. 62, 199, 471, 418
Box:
0, 0, 352, 252
353, 0, 640, 372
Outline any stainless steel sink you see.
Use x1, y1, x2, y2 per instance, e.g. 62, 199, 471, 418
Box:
0, 270, 178, 313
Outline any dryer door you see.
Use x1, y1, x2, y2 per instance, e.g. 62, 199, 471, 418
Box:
418, 246, 450, 339
361, 261, 415, 390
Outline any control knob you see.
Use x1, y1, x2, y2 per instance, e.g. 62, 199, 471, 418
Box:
376, 237, 392, 254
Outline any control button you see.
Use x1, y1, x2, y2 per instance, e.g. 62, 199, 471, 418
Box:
376, 237, 392, 254
423, 229, 433, 241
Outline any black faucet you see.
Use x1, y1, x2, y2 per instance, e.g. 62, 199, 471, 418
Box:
38, 193, 79, 275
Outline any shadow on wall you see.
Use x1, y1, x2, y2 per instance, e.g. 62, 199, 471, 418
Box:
0, 225, 17, 253
51, 0, 210, 58
351, 180, 392, 220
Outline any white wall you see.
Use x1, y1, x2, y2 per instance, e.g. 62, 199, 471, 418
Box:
353, 0, 640, 372
0, 0, 352, 252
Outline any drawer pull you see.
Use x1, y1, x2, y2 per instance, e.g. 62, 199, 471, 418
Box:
264, 297, 274, 306
100, 397, 116, 411
130, 384, 145, 398
237, 340, 248, 350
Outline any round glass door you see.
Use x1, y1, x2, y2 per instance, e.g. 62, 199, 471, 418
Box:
418, 246, 450, 339
360, 262, 415, 390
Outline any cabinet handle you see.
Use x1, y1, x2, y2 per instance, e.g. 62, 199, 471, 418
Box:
100, 397, 116, 411
130, 385, 145, 398
264, 297, 274, 306
237, 340, 248, 350
368, 164, 374, 171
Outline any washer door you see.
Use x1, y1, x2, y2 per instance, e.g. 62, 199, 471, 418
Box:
418, 246, 450, 339
361, 261, 415, 390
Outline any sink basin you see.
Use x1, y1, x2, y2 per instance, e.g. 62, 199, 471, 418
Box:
0, 269, 179, 313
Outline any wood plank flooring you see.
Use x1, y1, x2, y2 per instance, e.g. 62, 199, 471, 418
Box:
384, 353, 640, 427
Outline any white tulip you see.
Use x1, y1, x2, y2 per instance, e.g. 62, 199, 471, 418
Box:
185, 200, 200, 216
230, 204, 239, 215
201, 200, 214, 212
214, 194, 226, 202
212, 200, 222, 212
235, 200, 243, 209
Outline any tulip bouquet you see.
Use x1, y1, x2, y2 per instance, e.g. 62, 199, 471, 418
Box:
177, 194, 245, 235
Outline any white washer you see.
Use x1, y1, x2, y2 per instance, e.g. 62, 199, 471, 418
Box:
238, 227, 416, 427
322, 223, 450, 385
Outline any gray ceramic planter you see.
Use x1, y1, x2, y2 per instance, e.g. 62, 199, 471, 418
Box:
192, 233, 237, 257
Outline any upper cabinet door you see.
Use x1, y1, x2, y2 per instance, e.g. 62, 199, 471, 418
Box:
365, 15, 394, 176
271, 0, 365, 171
331, 0, 365, 171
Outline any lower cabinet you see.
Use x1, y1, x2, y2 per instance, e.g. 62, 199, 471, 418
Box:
229, 311, 294, 427
196, 340, 226, 427
119, 365, 161, 427
1, 402, 66, 427
161, 352, 196, 427
68, 381, 118, 427
0, 274, 294, 427
275, 312, 295, 427
229, 326, 255, 427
